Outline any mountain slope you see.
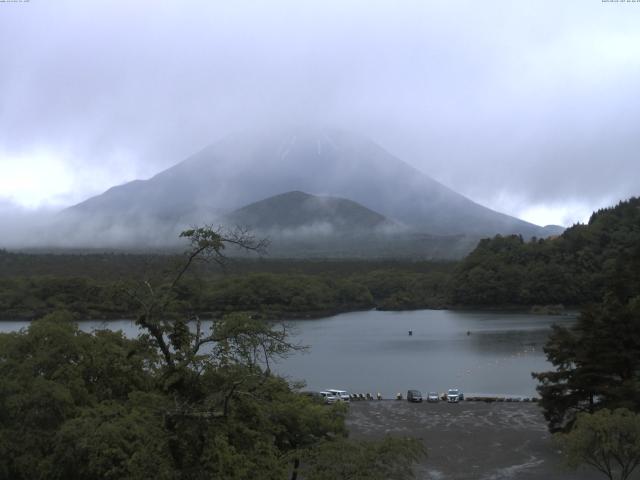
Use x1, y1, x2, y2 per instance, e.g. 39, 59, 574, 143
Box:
65, 127, 553, 245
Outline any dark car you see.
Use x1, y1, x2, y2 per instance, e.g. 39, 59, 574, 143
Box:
407, 390, 423, 402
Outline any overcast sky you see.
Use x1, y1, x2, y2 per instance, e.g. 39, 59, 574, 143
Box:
1, 0, 639, 227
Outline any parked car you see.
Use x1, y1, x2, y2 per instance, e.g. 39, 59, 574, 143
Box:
427, 392, 439, 403
326, 389, 350, 402
447, 388, 462, 403
407, 390, 423, 402
319, 391, 338, 404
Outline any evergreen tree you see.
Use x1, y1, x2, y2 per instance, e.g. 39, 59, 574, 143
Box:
533, 293, 640, 432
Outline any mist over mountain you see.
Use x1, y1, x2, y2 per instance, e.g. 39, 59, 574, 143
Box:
217, 191, 480, 259
224, 191, 394, 234
61, 128, 559, 253
218, 190, 475, 259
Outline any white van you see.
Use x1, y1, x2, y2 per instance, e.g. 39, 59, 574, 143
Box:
327, 389, 350, 402
447, 388, 462, 403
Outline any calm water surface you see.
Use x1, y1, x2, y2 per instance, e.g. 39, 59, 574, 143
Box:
275, 309, 576, 397
1, 309, 575, 397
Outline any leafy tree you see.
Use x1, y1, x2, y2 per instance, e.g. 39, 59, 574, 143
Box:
0, 311, 159, 480
555, 408, 640, 480
119, 226, 426, 478
51, 396, 172, 480
118, 226, 333, 477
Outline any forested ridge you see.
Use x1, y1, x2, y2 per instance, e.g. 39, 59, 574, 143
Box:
0, 257, 453, 320
452, 197, 640, 307
528, 198, 640, 480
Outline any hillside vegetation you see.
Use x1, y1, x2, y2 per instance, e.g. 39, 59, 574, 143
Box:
0, 255, 453, 320
452, 197, 640, 307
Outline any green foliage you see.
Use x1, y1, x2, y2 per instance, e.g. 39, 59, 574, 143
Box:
203, 273, 375, 316
0, 312, 159, 480
356, 269, 450, 309
0, 228, 427, 479
52, 397, 172, 480
555, 408, 640, 480
453, 197, 640, 306
0, 311, 354, 479
0, 262, 455, 321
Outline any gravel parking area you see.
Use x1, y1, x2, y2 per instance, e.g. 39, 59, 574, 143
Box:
346, 401, 605, 480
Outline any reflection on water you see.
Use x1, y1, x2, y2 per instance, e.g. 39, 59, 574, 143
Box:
0, 309, 576, 397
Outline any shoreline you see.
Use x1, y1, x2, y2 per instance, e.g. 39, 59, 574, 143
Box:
0, 304, 580, 322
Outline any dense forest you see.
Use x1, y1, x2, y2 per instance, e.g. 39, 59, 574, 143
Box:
0, 254, 453, 320
452, 197, 640, 307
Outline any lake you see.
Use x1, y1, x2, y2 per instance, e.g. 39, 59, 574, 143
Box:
0, 309, 575, 397
274, 309, 576, 397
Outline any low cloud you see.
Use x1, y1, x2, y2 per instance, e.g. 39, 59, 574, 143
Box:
1, 0, 638, 229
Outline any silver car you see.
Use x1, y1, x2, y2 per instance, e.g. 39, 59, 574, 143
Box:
319, 391, 338, 404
